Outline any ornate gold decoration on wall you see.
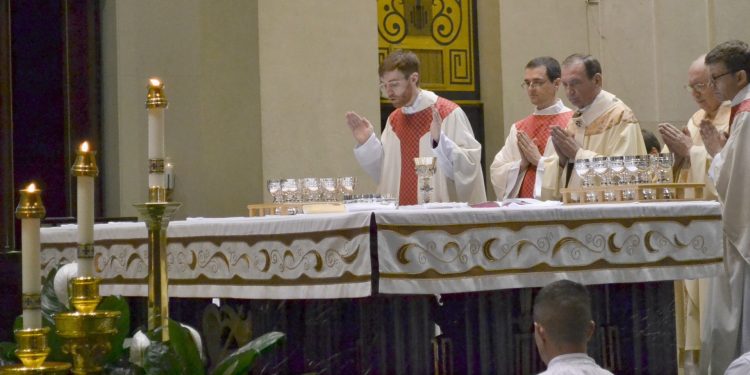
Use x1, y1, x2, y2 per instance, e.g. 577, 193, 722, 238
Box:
377, 0, 475, 93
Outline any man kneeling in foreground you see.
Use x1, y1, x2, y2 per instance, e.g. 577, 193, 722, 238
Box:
533, 280, 613, 374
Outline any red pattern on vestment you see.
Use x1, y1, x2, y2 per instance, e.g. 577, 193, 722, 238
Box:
389, 97, 458, 205
515, 111, 573, 198
729, 99, 750, 135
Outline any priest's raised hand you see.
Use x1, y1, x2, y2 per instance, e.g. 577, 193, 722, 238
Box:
430, 105, 442, 144
346, 111, 375, 146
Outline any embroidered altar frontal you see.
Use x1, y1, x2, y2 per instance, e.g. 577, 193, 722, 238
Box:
40, 212, 373, 299
376, 201, 723, 294
39, 201, 722, 299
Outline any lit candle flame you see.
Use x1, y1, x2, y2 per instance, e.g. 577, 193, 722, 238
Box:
149, 78, 161, 87
26, 183, 36, 193
80, 141, 89, 152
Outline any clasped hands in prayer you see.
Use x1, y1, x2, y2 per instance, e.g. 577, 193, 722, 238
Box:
658, 122, 693, 167
658, 119, 727, 159
517, 131, 542, 169
698, 118, 728, 157
346, 106, 444, 146
550, 125, 580, 167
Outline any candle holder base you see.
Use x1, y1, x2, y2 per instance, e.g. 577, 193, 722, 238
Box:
0, 328, 71, 374
0, 362, 72, 374
55, 311, 120, 374
53, 277, 120, 374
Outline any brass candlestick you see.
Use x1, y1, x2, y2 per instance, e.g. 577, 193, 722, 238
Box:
1, 190, 70, 374
133, 202, 181, 342
55, 277, 120, 374
51, 141, 120, 374
0, 328, 71, 374
414, 157, 437, 203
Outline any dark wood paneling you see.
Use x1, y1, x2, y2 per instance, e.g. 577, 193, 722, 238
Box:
0, 0, 101, 340
2, 0, 101, 247
11, 0, 67, 218
0, 0, 14, 252
160, 282, 676, 373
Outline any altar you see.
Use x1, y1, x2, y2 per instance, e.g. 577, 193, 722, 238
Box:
39, 201, 724, 374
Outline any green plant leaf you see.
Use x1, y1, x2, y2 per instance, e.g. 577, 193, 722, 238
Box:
144, 319, 205, 375
0, 341, 17, 364
210, 331, 285, 375
143, 341, 180, 374
98, 295, 131, 364
104, 355, 146, 375
166, 320, 205, 375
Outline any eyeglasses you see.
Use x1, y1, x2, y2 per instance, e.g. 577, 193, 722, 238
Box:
709, 70, 735, 87
684, 82, 709, 93
521, 80, 548, 89
379, 79, 407, 93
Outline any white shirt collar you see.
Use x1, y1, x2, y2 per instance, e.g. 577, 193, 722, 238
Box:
547, 353, 595, 366
401, 89, 438, 115
533, 98, 571, 115
731, 83, 750, 106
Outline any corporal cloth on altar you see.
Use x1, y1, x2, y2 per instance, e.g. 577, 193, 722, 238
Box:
40, 212, 373, 299
375, 201, 723, 294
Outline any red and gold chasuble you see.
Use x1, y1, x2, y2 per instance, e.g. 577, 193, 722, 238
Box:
729, 99, 750, 134
389, 97, 458, 205
515, 111, 573, 198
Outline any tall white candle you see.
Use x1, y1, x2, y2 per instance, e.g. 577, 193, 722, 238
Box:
148, 108, 165, 188
76, 142, 95, 277
147, 78, 167, 190
18, 183, 43, 329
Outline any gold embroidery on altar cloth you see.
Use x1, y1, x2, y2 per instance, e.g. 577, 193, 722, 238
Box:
378, 215, 721, 235
380, 257, 723, 280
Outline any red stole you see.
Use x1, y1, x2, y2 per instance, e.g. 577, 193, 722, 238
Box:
729, 99, 750, 134
515, 111, 573, 198
389, 97, 458, 205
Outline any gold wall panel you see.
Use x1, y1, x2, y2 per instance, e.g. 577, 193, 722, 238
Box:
377, 0, 476, 93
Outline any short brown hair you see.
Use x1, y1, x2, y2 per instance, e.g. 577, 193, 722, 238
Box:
533, 279, 592, 345
705, 40, 750, 77
379, 50, 420, 80
526, 56, 562, 81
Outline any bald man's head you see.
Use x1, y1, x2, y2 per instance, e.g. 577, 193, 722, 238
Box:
687, 54, 722, 113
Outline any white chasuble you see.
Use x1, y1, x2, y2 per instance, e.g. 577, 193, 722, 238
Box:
702, 83, 750, 374
490, 99, 572, 200
541, 90, 646, 199
354, 90, 486, 204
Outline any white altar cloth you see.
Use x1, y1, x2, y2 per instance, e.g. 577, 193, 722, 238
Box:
40, 202, 723, 299
40, 212, 373, 299
375, 201, 723, 294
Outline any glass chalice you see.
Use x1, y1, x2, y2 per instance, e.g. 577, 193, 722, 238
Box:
267, 179, 282, 203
